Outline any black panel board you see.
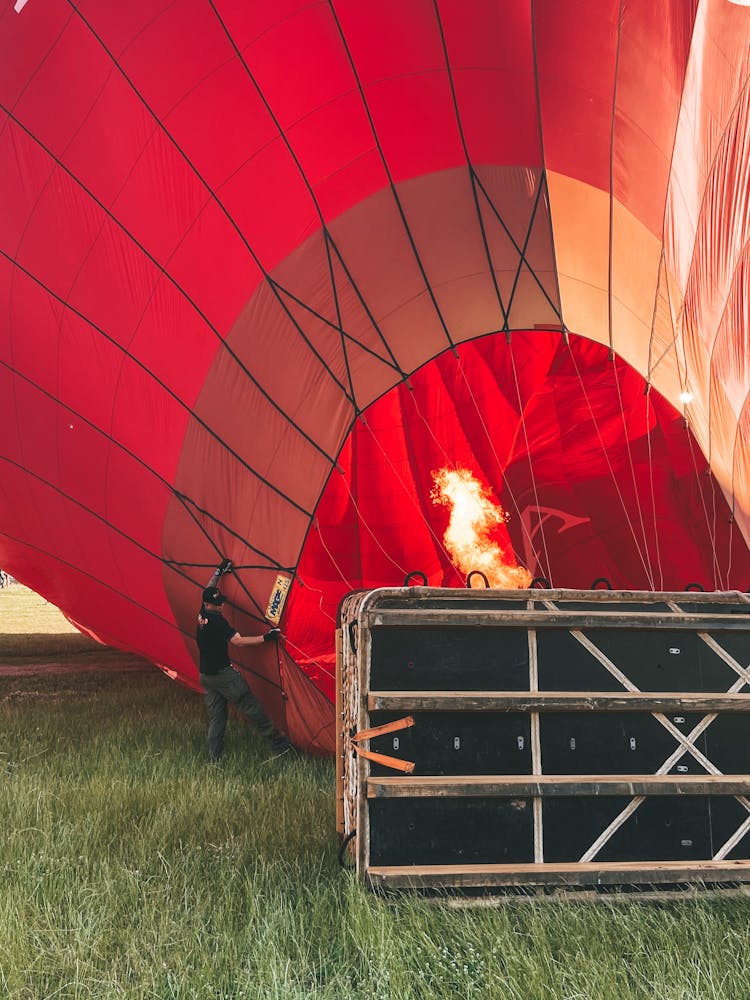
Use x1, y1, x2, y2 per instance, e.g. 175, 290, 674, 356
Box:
542, 796, 634, 862
672, 601, 750, 617
544, 797, 726, 863
703, 715, 750, 773
368, 797, 534, 866
711, 796, 750, 860
536, 630, 623, 691
368, 711, 532, 776
706, 632, 750, 670
594, 797, 714, 862
370, 627, 529, 691
538, 712, 709, 775
580, 630, 737, 691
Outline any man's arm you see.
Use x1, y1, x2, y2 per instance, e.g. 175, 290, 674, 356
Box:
230, 628, 280, 647
206, 558, 232, 589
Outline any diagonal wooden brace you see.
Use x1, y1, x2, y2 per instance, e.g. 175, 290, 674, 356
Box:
351, 715, 415, 742
352, 746, 416, 774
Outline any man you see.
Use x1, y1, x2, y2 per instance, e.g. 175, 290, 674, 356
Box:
197, 563, 292, 762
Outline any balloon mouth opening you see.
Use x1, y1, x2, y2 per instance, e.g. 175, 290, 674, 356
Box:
286, 329, 749, 697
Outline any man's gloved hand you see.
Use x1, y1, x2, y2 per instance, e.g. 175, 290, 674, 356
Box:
263, 627, 281, 642
217, 558, 232, 575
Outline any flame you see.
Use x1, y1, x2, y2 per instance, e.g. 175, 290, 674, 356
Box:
431, 468, 532, 589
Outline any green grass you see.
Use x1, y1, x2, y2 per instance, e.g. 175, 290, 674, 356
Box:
3, 666, 750, 999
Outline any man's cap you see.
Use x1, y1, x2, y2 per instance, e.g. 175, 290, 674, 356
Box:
202, 586, 225, 605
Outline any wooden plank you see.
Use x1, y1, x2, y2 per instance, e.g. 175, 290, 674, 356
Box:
366, 588, 750, 607
335, 627, 344, 836
367, 859, 750, 889
368, 610, 750, 631
367, 774, 750, 798
367, 691, 750, 712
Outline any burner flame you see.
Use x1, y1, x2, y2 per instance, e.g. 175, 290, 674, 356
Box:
431, 468, 531, 589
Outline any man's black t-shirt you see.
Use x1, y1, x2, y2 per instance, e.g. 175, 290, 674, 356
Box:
197, 611, 237, 675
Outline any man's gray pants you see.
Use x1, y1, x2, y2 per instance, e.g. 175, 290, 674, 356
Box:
200, 666, 279, 761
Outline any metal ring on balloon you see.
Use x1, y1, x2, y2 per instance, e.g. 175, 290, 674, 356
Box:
403, 571, 428, 587
685, 582, 706, 592
591, 577, 613, 590
466, 570, 490, 589
530, 576, 551, 589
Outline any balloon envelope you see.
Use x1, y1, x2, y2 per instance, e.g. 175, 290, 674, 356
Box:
2, 0, 750, 750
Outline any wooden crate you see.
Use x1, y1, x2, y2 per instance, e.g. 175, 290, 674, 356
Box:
336, 587, 750, 895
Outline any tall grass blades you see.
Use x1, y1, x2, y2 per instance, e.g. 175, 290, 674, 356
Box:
2, 663, 750, 999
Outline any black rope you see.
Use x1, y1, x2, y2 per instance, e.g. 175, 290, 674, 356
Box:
528, 0, 565, 322
430, 0, 509, 330
64, 1, 354, 405
0, 355, 288, 576
325, 0, 457, 353
0, 248, 315, 521
471, 169, 562, 321
504, 173, 550, 321
0, 526, 190, 641
208, 0, 408, 405
607, 0, 626, 359
324, 237, 407, 375
0, 104, 343, 468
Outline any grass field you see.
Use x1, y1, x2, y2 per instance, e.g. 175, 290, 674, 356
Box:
3, 592, 750, 998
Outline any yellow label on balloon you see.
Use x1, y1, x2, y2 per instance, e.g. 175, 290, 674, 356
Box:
265, 573, 292, 624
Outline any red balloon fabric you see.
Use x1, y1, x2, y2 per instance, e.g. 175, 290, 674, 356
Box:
2, 0, 750, 752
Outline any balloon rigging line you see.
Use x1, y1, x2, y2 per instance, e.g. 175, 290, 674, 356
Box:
0, 248, 315, 524
207, 0, 407, 400
431, 0, 508, 329
606, 0, 625, 360
271, 275, 402, 377
683, 420, 725, 589
64, 2, 354, 407
326, 0, 457, 355
0, 108, 344, 470
324, 234, 407, 376
471, 170, 563, 322
282, 634, 336, 681
314, 521, 356, 591
644, 249, 666, 386
0, 7, 73, 150
565, 340, 655, 586
663, 265, 725, 587
358, 416, 460, 573
294, 577, 339, 627
0, 353, 289, 589
610, 357, 658, 589
339, 475, 410, 578
0, 355, 284, 628
208, 0, 359, 411
450, 345, 552, 582
504, 341, 554, 583
503, 175, 550, 325
643, 389, 666, 590
528, 0, 565, 323
0, 524, 283, 696
0, 523, 203, 653
324, 229, 357, 407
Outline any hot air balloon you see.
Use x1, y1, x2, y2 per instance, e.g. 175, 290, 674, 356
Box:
2, 0, 750, 752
